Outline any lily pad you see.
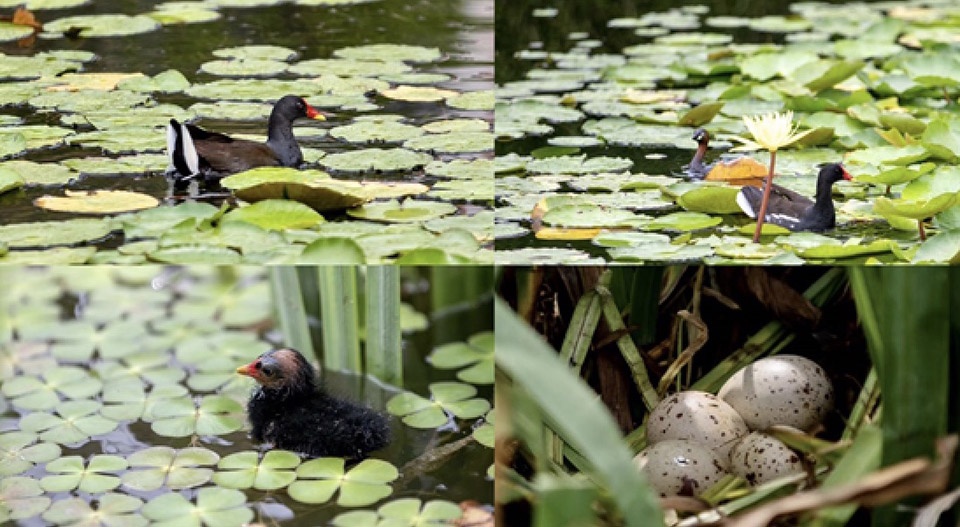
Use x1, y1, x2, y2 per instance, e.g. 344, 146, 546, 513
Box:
44, 14, 160, 37
288, 458, 399, 507
299, 237, 368, 264
381, 86, 458, 102
331, 117, 425, 143
222, 199, 324, 230
644, 211, 723, 232
34, 190, 159, 214
674, 185, 742, 214
334, 44, 441, 63
2, 366, 103, 410
386, 381, 490, 428
402, 131, 494, 153
347, 199, 457, 223
321, 148, 433, 173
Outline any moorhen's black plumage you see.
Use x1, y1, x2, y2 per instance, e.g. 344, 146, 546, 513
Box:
166, 95, 324, 179
736, 163, 852, 232
236, 348, 390, 460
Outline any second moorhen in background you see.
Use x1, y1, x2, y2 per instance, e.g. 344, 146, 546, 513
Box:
736, 163, 852, 232
166, 95, 325, 180
686, 127, 713, 178
236, 347, 391, 460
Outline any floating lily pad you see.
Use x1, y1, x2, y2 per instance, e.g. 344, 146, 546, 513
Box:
0, 166, 23, 194
200, 58, 289, 77
427, 331, 493, 385
874, 192, 960, 220
525, 155, 632, 175
386, 381, 490, 428
34, 190, 160, 214
381, 86, 458, 102
334, 44, 441, 63
222, 199, 324, 230
447, 90, 494, 110
0, 22, 34, 43
403, 131, 493, 153
288, 458, 399, 507
0, 0, 89, 8
213, 44, 297, 61
644, 211, 722, 232
347, 199, 457, 223
321, 148, 433, 172
473, 411, 495, 448
331, 117, 425, 143
44, 14, 160, 37
290, 58, 410, 77
298, 237, 368, 264
674, 185, 742, 214
147, 6, 221, 25
142, 487, 252, 527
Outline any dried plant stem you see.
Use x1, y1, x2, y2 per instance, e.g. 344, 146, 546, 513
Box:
753, 149, 777, 243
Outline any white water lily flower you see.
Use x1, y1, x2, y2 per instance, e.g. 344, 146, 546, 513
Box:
730, 111, 813, 152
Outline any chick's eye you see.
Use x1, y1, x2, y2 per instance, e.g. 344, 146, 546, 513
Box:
261, 365, 276, 377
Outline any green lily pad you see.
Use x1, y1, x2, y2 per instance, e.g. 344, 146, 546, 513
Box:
678, 102, 723, 127
148, 244, 243, 264
299, 237, 368, 264
874, 193, 960, 220
0, 130, 24, 158
795, 239, 898, 259
846, 144, 930, 166
674, 185, 741, 214
403, 131, 494, 153
120, 202, 220, 239
525, 155, 632, 175
381, 85, 458, 102
0, 22, 33, 43
290, 58, 411, 77
334, 44, 441, 63
213, 44, 297, 61
42, 494, 145, 527
331, 117, 424, 143
473, 411, 495, 448
41, 455, 127, 493
386, 381, 490, 428
0, 0, 89, 8
142, 487, 252, 527
34, 190, 159, 214
0, 160, 76, 186
447, 90, 494, 110
150, 395, 245, 437
118, 69, 190, 93
427, 331, 493, 385
0, 432, 60, 477
222, 199, 324, 230
288, 458, 399, 507
200, 58, 289, 77
213, 450, 301, 490
347, 199, 457, 223
377, 498, 463, 526
914, 231, 960, 264
644, 211, 722, 232
123, 446, 220, 491
44, 14, 160, 37
147, 6, 222, 25
321, 148, 433, 172
541, 203, 641, 228
850, 162, 936, 186
0, 166, 23, 194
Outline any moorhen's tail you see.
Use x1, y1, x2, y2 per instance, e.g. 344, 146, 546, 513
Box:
166, 119, 200, 178
737, 185, 808, 231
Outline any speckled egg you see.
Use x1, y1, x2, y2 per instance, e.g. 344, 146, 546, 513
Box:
646, 390, 749, 460
729, 432, 804, 486
634, 439, 729, 497
718, 354, 833, 432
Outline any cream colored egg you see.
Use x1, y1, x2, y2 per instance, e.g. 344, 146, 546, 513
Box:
718, 354, 833, 432
729, 432, 804, 486
646, 390, 749, 460
634, 439, 729, 497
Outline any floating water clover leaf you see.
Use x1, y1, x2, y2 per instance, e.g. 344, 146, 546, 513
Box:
142, 487, 253, 527
42, 494, 145, 527
0, 477, 49, 523
104, 382, 188, 422
287, 458, 399, 507
150, 395, 244, 437
386, 381, 490, 428
333, 498, 462, 527
1, 365, 102, 410
123, 446, 220, 491
0, 431, 60, 476
42, 319, 149, 361
212, 450, 301, 490
428, 331, 494, 385
672, 185, 742, 215
40, 455, 127, 493
18, 400, 117, 444
473, 410, 495, 448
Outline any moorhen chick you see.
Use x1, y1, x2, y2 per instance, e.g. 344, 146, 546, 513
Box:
236, 347, 391, 460
166, 95, 325, 180
685, 128, 766, 183
736, 163, 852, 232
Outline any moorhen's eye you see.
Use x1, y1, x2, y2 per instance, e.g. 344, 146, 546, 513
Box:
261, 365, 277, 377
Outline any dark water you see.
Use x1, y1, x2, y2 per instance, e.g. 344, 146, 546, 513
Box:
0, 0, 493, 229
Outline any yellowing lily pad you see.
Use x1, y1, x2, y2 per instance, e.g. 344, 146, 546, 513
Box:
34, 190, 159, 214
380, 86, 458, 102
347, 199, 457, 223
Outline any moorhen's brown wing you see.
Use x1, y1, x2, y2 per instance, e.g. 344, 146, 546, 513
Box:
194, 136, 281, 174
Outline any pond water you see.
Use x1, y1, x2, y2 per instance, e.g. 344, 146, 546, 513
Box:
494, 0, 960, 265
0, 0, 494, 264
0, 266, 494, 525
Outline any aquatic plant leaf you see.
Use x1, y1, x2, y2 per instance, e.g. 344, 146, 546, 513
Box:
44, 14, 160, 37
142, 487, 252, 527
525, 155, 632, 175
740, 51, 818, 81
212, 450, 300, 490
118, 69, 190, 93
291, 58, 410, 77
41, 454, 126, 493
913, 231, 960, 264
334, 43, 441, 63
18, 400, 117, 444
850, 163, 935, 186
0, 166, 23, 194
213, 44, 297, 61
0, 160, 76, 186
200, 58, 289, 77
678, 102, 724, 127
0, 0, 89, 9
0, 432, 60, 476
379, 498, 462, 524
675, 185, 742, 214
331, 510, 378, 527
347, 199, 457, 223
148, 245, 243, 264
34, 189, 160, 214
644, 211, 722, 232
403, 131, 493, 153
321, 148, 433, 172
147, 6, 221, 25
427, 331, 494, 385
2, 366, 103, 410
299, 237, 368, 264
222, 199, 324, 231
874, 193, 960, 220
42, 494, 145, 527
0, 477, 50, 522
331, 117, 424, 143
150, 395, 244, 437
447, 89, 494, 110
123, 446, 219, 491
290, 458, 397, 507
796, 239, 898, 260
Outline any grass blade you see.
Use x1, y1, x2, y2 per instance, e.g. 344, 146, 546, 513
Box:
268, 266, 315, 359
318, 266, 361, 372
364, 266, 402, 385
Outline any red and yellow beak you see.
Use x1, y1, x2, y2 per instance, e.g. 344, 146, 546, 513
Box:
304, 101, 326, 121
236, 361, 258, 378
841, 166, 852, 181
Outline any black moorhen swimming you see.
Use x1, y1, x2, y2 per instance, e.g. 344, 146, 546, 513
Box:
166, 95, 325, 180
236, 348, 391, 460
736, 163, 852, 232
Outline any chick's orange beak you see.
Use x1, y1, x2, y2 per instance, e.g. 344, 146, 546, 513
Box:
236, 362, 256, 377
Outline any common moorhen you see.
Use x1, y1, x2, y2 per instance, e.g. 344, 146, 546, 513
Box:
236, 348, 391, 460
685, 128, 767, 184
686, 128, 713, 178
736, 163, 852, 232
166, 95, 325, 179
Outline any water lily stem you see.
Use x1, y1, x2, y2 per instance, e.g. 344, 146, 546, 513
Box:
752, 150, 777, 243
919, 219, 927, 241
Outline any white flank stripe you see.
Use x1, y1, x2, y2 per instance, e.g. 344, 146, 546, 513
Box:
736, 190, 756, 218
165, 122, 177, 173
179, 123, 200, 175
